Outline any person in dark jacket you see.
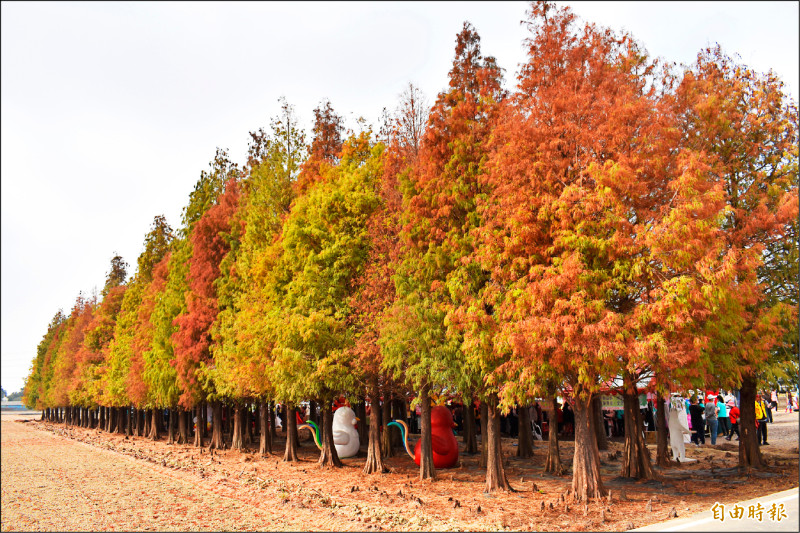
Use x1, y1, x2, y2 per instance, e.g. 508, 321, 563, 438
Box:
688, 395, 705, 445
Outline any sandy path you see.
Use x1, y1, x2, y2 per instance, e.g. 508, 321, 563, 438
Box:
1, 415, 323, 532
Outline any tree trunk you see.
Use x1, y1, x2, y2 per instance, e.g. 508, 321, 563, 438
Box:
309, 400, 318, 426
245, 404, 254, 447
148, 408, 160, 440
210, 401, 224, 449
138, 408, 145, 437
620, 381, 655, 479
738, 374, 762, 468
571, 394, 606, 501
283, 401, 299, 462
479, 401, 488, 468
177, 410, 188, 444
201, 402, 208, 439
231, 403, 244, 451
259, 401, 272, 455
517, 404, 534, 458
269, 401, 277, 441
418, 385, 436, 480
391, 399, 405, 449
363, 379, 386, 474
463, 399, 478, 454
167, 409, 176, 444
117, 407, 126, 435
485, 394, 513, 492
655, 393, 670, 467
592, 395, 608, 451
545, 396, 564, 474
355, 401, 367, 445
381, 391, 395, 457
194, 404, 205, 447
318, 399, 342, 468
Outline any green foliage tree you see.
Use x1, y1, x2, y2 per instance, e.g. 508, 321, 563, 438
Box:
211, 99, 306, 455
268, 132, 381, 467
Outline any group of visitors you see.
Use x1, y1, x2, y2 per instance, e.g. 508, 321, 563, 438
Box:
683, 389, 785, 446
686, 392, 738, 445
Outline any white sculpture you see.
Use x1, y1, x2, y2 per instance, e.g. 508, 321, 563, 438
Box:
668, 396, 696, 463
332, 406, 360, 458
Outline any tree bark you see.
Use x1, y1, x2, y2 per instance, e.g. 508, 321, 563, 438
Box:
571, 394, 606, 501
149, 408, 160, 440
210, 401, 224, 449
201, 402, 208, 439
655, 393, 670, 467
517, 404, 534, 458
167, 409, 176, 444
479, 401, 488, 468
355, 401, 367, 445
363, 379, 386, 474
620, 380, 655, 479
138, 408, 145, 437
231, 403, 244, 451
194, 404, 205, 447
269, 401, 277, 441
309, 400, 318, 426
463, 398, 478, 454
381, 390, 395, 457
177, 409, 188, 444
283, 401, 299, 462
117, 407, 126, 435
418, 384, 436, 480
485, 394, 513, 492
291, 404, 300, 447
245, 404, 254, 447
738, 374, 762, 468
545, 396, 564, 474
318, 399, 343, 467
259, 401, 272, 455
592, 395, 608, 451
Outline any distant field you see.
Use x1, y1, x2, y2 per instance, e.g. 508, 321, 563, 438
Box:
0, 402, 40, 414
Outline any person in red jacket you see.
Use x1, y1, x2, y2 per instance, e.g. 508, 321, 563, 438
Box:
726, 401, 740, 441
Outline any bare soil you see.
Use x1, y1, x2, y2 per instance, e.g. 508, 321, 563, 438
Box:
2, 411, 797, 531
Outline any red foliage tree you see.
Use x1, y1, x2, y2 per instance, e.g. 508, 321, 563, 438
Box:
172, 178, 242, 449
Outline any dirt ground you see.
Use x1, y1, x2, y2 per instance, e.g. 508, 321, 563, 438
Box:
2, 410, 798, 532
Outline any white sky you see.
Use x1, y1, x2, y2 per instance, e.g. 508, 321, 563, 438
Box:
2, 1, 798, 395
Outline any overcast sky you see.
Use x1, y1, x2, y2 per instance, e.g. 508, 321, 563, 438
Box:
2, 1, 798, 395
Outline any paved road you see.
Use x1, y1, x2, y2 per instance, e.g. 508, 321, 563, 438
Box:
634, 487, 799, 532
